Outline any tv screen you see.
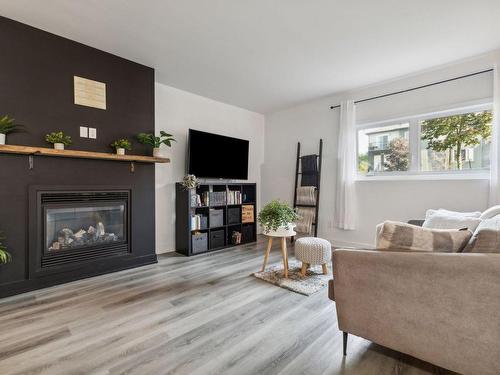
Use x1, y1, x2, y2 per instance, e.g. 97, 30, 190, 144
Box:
188, 129, 249, 179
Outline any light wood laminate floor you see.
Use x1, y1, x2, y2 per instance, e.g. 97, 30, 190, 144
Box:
0, 236, 456, 375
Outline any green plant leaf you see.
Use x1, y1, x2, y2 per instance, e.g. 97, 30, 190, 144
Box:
258, 200, 300, 232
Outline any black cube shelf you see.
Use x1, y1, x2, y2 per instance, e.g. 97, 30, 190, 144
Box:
175, 182, 257, 256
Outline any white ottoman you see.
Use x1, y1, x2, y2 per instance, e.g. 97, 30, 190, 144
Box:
295, 237, 332, 276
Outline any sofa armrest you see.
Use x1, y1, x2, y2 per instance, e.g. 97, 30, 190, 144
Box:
332, 249, 500, 375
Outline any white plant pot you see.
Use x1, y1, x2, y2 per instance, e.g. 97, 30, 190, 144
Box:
116, 148, 125, 155
153, 147, 164, 157
264, 223, 297, 237
0, 134, 5, 145
54, 143, 64, 150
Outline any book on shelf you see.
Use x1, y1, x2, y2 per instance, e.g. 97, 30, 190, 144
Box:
191, 214, 207, 230
226, 189, 242, 205
209, 191, 227, 206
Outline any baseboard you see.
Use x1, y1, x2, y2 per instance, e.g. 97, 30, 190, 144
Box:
156, 248, 175, 254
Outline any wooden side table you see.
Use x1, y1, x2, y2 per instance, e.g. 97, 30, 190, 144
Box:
261, 227, 296, 278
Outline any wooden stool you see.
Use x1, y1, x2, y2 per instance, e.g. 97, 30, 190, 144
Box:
261, 227, 296, 279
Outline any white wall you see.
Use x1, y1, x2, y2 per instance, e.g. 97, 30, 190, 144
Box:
155, 83, 265, 253
263, 51, 500, 248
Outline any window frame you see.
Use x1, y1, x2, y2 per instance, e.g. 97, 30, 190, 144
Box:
355, 101, 493, 181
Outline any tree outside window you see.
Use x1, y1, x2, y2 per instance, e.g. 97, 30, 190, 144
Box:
421, 111, 492, 171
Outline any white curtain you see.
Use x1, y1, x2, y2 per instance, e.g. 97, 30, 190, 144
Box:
334, 100, 357, 230
489, 64, 500, 206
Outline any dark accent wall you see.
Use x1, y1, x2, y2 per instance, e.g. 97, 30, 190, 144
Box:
0, 16, 157, 297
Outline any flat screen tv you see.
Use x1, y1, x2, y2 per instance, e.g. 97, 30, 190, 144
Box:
188, 129, 249, 180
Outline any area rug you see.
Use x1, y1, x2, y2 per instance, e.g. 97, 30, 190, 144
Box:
252, 259, 330, 296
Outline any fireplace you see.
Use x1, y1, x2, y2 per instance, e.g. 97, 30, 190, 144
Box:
31, 189, 131, 273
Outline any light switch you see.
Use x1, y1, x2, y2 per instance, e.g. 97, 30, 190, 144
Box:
89, 128, 97, 139
79, 126, 88, 138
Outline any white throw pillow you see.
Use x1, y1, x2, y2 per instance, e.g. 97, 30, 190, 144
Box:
423, 213, 481, 232
425, 208, 481, 219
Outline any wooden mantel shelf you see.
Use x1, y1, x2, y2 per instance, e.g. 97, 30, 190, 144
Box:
0, 145, 170, 163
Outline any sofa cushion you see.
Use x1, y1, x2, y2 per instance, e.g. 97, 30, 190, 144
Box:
376, 221, 472, 253
425, 208, 481, 219
423, 212, 481, 232
463, 217, 500, 253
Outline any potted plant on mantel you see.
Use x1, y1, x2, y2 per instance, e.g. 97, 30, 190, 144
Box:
0, 232, 12, 265
45, 131, 72, 150
258, 200, 300, 236
137, 131, 176, 157
110, 138, 132, 155
0, 115, 23, 145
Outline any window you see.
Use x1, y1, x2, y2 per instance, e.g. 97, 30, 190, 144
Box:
358, 123, 410, 173
357, 104, 492, 177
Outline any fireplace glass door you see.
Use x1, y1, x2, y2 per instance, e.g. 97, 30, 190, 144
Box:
45, 203, 126, 252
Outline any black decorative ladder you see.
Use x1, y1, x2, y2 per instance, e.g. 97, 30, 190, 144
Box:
292, 139, 323, 240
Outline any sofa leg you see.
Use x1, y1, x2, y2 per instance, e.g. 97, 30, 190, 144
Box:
343, 332, 348, 356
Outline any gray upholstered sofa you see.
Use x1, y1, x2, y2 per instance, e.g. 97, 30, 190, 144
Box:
329, 249, 500, 375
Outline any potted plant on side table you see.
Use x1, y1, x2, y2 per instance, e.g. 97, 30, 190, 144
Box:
110, 139, 132, 155
0, 115, 23, 145
258, 199, 299, 236
45, 131, 72, 150
258, 200, 300, 278
137, 131, 176, 157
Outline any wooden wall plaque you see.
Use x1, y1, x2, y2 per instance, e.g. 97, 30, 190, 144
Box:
74, 76, 107, 110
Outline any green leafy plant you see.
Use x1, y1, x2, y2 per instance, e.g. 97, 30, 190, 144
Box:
0, 232, 12, 264
421, 111, 492, 170
0, 115, 23, 135
45, 131, 72, 146
180, 174, 200, 190
137, 131, 176, 148
258, 200, 300, 233
110, 138, 132, 151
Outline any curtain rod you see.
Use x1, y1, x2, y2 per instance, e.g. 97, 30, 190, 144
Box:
329, 68, 494, 110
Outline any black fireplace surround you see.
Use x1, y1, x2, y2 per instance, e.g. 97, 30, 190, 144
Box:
0, 16, 157, 298
31, 188, 131, 277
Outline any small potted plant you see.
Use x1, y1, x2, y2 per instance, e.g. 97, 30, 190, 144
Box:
137, 131, 176, 157
45, 131, 72, 150
0, 232, 12, 265
0, 115, 22, 145
110, 138, 132, 155
180, 174, 200, 190
258, 200, 300, 236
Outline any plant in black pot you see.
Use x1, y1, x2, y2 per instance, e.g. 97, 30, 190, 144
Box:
0, 115, 23, 145
45, 131, 72, 150
0, 232, 12, 264
258, 200, 300, 236
137, 131, 176, 157
110, 138, 132, 155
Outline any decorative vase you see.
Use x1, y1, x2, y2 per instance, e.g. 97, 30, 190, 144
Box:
264, 223, 296, 237
0, 133, 5, 145
116, 148, 125, 155
153, 147, 163, 157
54, 143, 64, 150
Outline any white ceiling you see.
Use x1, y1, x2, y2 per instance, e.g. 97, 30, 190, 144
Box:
1, 0, 500, 113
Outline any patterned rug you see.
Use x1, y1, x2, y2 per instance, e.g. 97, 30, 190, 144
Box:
252, 259, 330, 296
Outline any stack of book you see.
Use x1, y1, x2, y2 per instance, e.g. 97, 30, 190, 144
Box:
226, 190, 242, 204
209, 191, 227, 206
190, 214, 207, 230
191, 192, 210, 207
